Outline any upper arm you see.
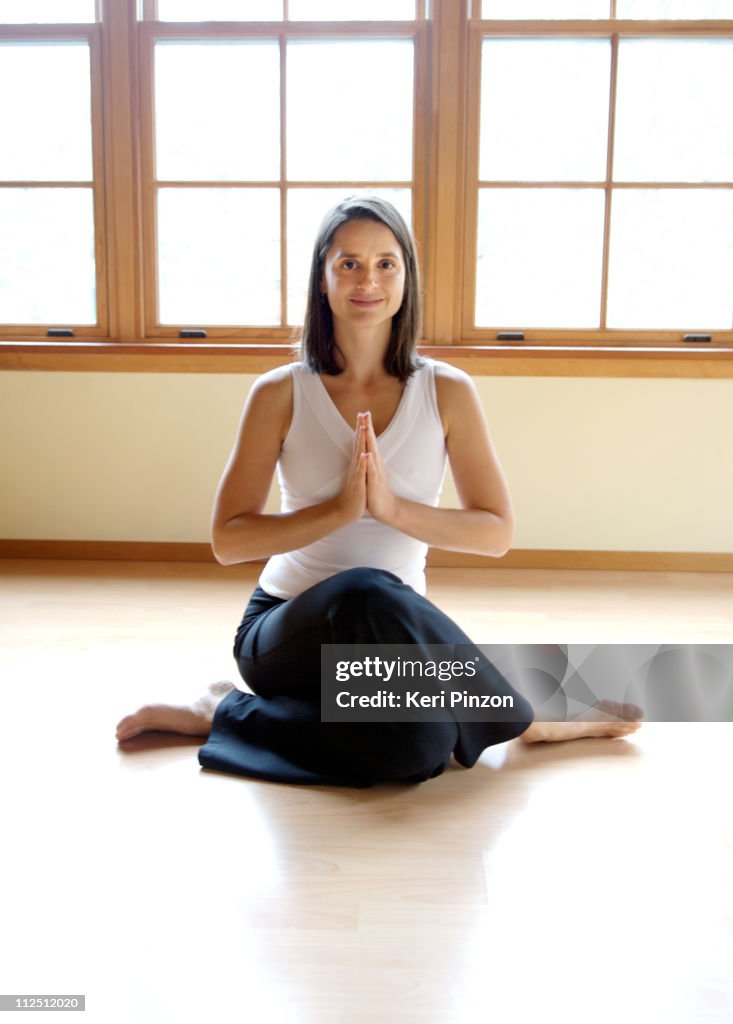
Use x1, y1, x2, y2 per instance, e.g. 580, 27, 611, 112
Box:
434, 362, 513, 521
211, 366, 293, 530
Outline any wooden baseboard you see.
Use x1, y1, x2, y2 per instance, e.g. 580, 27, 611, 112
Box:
0, 540, 218, 563
0, 539, 731, 573
427, 548, 733, 573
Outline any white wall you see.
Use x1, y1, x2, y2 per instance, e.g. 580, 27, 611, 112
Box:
1, 371, 732, 552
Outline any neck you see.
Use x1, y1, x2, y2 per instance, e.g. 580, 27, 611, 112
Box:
331, 319, 392, 382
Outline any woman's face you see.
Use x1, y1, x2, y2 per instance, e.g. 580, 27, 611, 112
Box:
320, 218, 406, 331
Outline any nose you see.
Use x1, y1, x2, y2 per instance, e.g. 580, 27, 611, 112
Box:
356, 265, 378, 288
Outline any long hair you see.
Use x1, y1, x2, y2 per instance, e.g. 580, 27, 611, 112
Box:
298, 196, 422, 382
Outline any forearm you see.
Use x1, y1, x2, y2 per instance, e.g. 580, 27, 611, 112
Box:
385, 498, 514, 558
212, 499, 349, 566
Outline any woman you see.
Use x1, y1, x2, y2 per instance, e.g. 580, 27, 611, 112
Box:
116, 197, 641, 785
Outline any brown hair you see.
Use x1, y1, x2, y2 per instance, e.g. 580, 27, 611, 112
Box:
298, 196, 422, 382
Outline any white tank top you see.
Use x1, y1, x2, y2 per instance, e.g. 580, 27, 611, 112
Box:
258, 359, 447, 599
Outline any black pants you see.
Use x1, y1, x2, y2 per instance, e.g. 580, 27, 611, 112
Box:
198, 567, 533, 787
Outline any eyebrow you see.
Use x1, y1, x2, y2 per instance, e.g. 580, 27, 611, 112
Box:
338, 251, 402, 259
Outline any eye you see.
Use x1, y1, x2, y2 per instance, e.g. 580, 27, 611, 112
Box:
341, 259, 358, 270
379, 259, 396, 270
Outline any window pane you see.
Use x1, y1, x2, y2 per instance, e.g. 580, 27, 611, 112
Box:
287, 40, 413, 181
157, 189, 281, 325
0, 43, 92, 181
289, 0, 415, 18
482, 0, 610, 16
156, 0, 283, 20
607, 190, 733, 330
480, 39, 610, 182
0, 0, 95, 22
617, 0, 732, 16
155, 42, 280, 182
614, 40, 733, 183
158, 0, 418, 15
286, 188, 412, 325
476, 188, 605, 328
0, 188, 96, 324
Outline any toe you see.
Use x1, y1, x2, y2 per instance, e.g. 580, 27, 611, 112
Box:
116, 712, 147, 741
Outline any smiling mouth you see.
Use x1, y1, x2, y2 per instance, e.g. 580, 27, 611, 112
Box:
350, 297, 383, 307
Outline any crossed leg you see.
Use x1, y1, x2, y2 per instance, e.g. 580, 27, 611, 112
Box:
116, 688, 643, 745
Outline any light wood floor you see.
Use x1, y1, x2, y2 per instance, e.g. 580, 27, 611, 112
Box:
1, 560, 732, 1024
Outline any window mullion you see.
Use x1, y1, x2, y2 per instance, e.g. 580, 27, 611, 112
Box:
599, 33, 619, 331
279, 31, 287, 328
104, 0, 143, 341
89, 24, 110, 336
427, 0, 469, 344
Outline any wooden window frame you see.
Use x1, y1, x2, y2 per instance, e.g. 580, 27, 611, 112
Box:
460, 7, 733, 352
138, 18, 428, 340
0, 21, 109, 338
0, 0, 732, 378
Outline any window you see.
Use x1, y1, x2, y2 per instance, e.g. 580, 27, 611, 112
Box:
139, 0, 424, 340
145, 33, 416, 335
0, 2, 103, 335
0, 0, 731, 357
469, 1, 733, 346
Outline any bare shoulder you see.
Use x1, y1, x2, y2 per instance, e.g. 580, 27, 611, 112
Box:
432, 359, 474, 393
247, 361, 293, 419
248, 363, 294, 406
431, 360, 481, 432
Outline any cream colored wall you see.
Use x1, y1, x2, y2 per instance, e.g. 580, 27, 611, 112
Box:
1, 371, 732, 552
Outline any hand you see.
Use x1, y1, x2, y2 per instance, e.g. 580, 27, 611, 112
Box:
333, 414, 368, 525
360, 411, 399, 525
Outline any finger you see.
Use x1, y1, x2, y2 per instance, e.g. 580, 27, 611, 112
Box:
353, 451, 368, 487
365, 410, 377, 441
351, 416, 367, 458
362, 412, 379, 455
355, 412, 369, 454
355, 452, 368, 494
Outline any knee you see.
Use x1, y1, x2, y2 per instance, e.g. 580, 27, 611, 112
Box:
326, 567, 406, 626
331, 567, 400, 600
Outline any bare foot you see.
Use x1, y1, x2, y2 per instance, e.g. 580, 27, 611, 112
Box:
520, 700, 644, 744
116, 680, 236, 742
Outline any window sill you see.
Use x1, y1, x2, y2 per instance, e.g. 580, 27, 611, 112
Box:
1, 340, 732, 378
